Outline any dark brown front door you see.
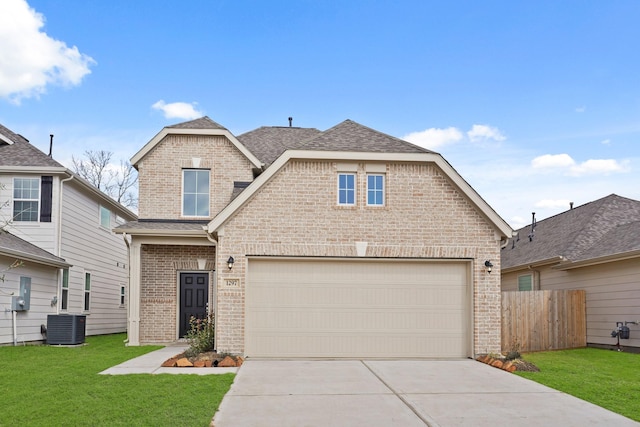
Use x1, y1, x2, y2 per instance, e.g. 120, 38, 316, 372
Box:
179, 272, 209, 337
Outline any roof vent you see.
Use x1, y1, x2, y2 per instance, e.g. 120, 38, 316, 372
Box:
570, 202, 574, 210
288, 117, 293, 127
528, 212, 536, 242
48, 134, 54, 157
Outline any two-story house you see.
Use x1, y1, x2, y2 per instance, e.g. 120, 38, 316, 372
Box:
0, 123, 137, 345
116, 116, 512, 359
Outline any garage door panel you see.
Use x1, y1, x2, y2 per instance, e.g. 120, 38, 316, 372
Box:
246, 259, 470, 358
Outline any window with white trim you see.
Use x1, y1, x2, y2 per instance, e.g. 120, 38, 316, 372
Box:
120, 285, 125, 306
367, 174, 385, 206
61, 268, 69, 311
518, 274, 532, 291
183, 169, 210, 217
99, 205, 111, 229
337, 173, 356, 206
83, 272, 91, 311
13, 178, 40, 222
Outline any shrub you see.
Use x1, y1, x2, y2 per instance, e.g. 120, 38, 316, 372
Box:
184, 312, 215, 357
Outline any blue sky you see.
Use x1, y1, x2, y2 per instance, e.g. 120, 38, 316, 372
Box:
1, 0, 639, 228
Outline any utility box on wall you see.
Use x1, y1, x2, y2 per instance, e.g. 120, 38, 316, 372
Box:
11, 278, 31, 311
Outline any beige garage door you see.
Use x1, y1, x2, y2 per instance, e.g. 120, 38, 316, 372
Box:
245, 258, 471, 358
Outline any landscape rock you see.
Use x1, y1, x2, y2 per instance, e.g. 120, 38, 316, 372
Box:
218, 356, 236, 367
194, 360, 206, 368
161, 358, 177, 367
177, 357, 194, 367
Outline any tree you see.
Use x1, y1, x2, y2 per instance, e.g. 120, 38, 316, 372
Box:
71, 150, 138, 209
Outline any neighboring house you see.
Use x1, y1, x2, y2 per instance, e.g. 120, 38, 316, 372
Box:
0, 124, 137, 344
501, 194, 640, 349
116, 116, 512, 358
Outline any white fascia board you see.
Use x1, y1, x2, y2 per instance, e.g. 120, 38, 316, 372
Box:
501, 256, 565, 274
0, 249, 71, 269
552, 250, 640, 271
0, 166, 67, 174
130, 127, 262, 169
113, 228, 206, 237
0, 133, 14, 145
207, 150, 513, 238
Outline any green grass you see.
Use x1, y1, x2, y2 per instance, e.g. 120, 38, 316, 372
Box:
516, 347, 640, 421
0, 334, 235, 426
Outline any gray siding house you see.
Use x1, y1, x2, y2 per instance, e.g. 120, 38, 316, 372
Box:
0, 123, 137, 344
501, 194, 640, 349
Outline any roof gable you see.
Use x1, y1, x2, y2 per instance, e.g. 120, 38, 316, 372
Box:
502, 194, 640, 269
130, 116, 262, 168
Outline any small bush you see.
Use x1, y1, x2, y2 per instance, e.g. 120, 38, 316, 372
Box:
185, 312, 215, 357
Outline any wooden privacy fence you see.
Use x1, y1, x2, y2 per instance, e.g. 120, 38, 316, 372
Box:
501, 290, 586, 353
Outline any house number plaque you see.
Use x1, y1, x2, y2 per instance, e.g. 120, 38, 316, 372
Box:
223, 278, 240, 289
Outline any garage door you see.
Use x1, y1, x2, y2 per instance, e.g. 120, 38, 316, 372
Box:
245, 258, 470, 358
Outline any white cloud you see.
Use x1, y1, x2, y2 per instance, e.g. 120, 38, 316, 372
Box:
402, 127, 463, 149
467, 124, 506, 143
531, 153, 576, 169
575, 106, 586, 113
601, 139, 611, 145
0, 0, 95, 103
152, 100, 203, 120
568, 159, 630, 176
531, 154, 629, 176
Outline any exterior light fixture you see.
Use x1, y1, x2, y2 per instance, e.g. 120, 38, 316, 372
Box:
227, 256, 235, 270
484, 260, 493, 273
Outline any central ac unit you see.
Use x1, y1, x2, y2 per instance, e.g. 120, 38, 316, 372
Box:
47, 314, 86, 345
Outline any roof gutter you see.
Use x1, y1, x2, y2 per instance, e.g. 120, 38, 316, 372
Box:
501, 256, 565, 274
552, 250, 640, 271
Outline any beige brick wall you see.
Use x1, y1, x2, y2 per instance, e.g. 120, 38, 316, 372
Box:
137, 134, 254, 219
140, 244, 216, 343
215, 160, 502, 355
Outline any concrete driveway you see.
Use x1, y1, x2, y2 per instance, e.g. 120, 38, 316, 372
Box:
212, 359, 638, 427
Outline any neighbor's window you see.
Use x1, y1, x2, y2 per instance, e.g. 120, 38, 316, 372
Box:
99, 206, 111, 229
337, 173, 356, 205
83, 272, 91, 311
183, 169, 210, 217
13, 178, 40, 222
367, 174, 385, 206
61, 268, 69, 311
120, 285, 125, 306
518, 274, 532, 291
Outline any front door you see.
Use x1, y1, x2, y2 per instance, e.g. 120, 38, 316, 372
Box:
179, 272, 209, 337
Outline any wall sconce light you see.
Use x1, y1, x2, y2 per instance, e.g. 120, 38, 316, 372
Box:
227, 256, 235, 270
51, 296, 58, 306
484, 260, 493, 274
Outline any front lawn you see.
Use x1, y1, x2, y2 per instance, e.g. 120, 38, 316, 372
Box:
0, 334, 235, 426
516, 347, 640, 421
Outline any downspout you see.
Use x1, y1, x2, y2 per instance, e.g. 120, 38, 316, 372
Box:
122, 232, 131, 344
12, 309, 17, 346
56, 174, 74, 315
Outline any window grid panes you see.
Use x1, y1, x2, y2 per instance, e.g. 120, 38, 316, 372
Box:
338, 173, 356, 205
61, 268, 69, 310
367, 174, 384, 206
518, 274, 532, 291
100, 206, 111, 229
84, 273, 91, 311
183, 170, 210, 217
13, 178, 40, 222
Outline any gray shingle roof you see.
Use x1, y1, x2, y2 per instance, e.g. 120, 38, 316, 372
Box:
297, 120, 433, 154
167, 116, 227, 130
237, 126, 322, 165
0, 124, 64, 168
115, 220, 209, 232
0, 230, 69, 267
502, 194, 640, 268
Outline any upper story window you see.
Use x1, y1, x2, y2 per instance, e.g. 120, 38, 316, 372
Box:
337, 173, 356, 206
99, 205, 111, 229
13, 178, 40, 222
183, 169, 210, 217
367, 174, 385, 206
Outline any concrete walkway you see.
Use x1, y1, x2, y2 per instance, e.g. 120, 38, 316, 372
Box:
212, 359, 639, 427
99, 345, 237, 375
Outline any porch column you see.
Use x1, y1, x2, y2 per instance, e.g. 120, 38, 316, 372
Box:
127, 241, 141, 346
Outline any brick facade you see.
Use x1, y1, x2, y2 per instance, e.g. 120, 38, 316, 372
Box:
139, 244, 215, 343
215, 160, 502, 355
137, 134, 254, 219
